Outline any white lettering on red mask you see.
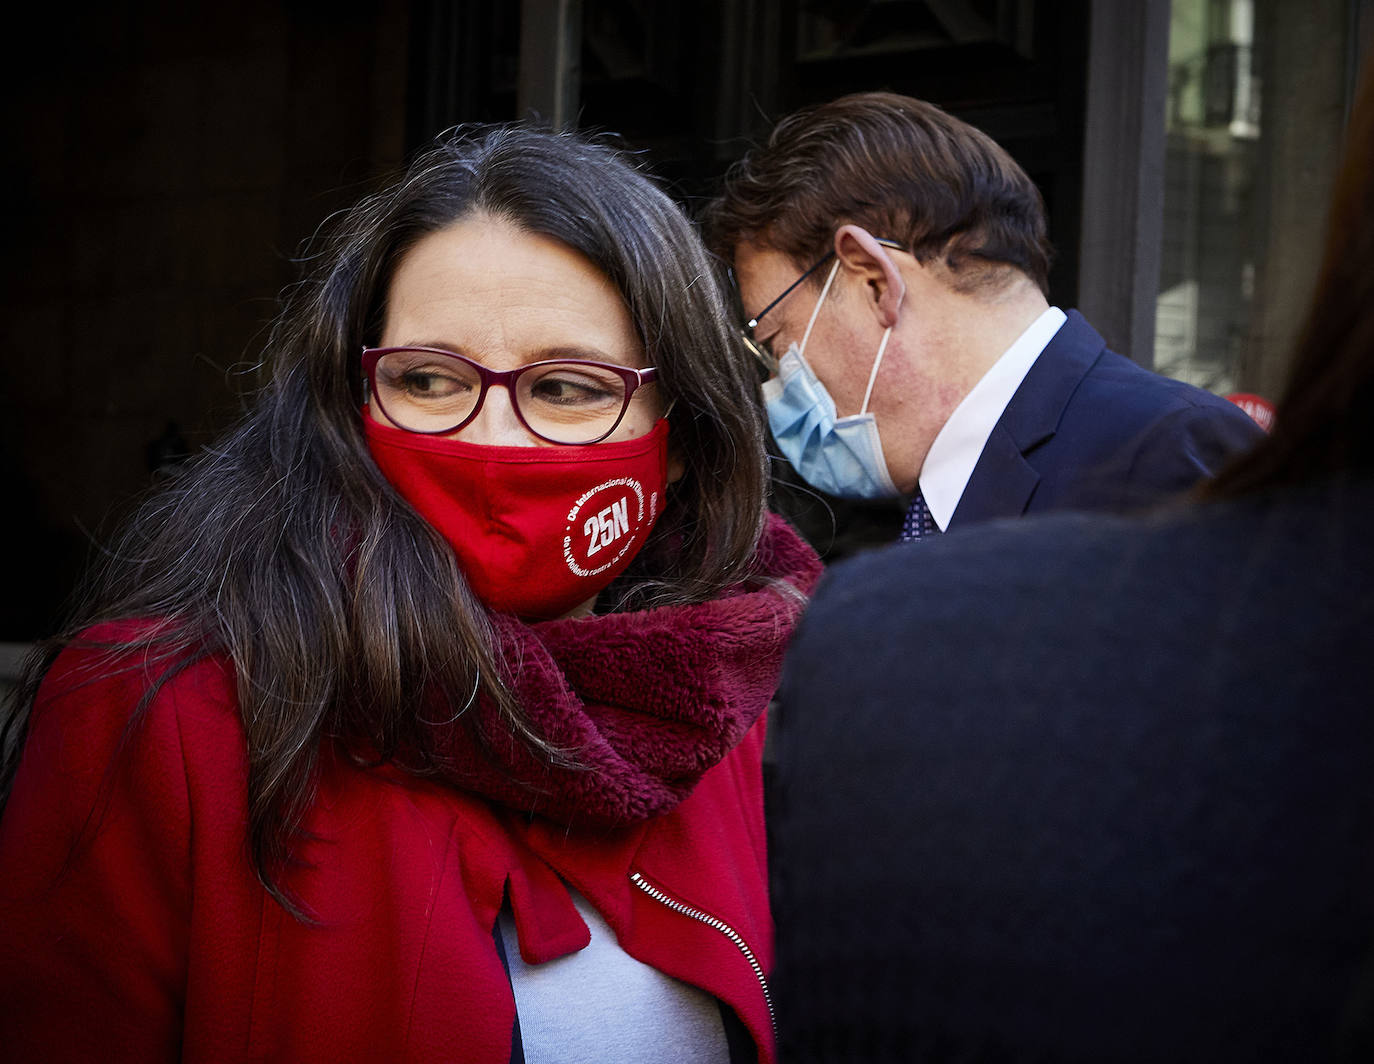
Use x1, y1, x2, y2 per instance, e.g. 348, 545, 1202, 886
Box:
363, 416, 669, 620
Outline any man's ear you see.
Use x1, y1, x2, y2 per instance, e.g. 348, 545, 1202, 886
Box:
834, 224, 906, 329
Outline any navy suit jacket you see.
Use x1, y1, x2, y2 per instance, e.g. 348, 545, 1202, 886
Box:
950, 311, 1265, 528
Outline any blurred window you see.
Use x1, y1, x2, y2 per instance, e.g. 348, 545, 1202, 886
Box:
1156, 0, 1360, 401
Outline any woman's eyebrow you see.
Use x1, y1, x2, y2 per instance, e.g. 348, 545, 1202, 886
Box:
388, 339, 464, 354
387, 340, 644, 368
534, 344, 639, 365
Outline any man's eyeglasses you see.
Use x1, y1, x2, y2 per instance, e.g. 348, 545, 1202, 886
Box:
735, 238, 905, 376
361, 346, 658, 445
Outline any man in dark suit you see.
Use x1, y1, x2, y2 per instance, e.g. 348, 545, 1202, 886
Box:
704, 92, 1261, 541
766, 62, 1374, 1063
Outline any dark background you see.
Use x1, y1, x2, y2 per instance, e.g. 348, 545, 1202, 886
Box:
1, 0, 1092, 640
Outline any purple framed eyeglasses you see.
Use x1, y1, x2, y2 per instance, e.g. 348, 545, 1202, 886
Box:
362, 346, 659, 446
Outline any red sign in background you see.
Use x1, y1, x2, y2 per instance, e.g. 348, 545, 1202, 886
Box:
1225, 392, 1277, 433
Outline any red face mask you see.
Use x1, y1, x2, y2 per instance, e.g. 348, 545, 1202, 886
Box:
363, 416, 670, 620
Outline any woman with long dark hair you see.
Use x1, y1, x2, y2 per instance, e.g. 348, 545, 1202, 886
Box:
0, 126, 820, 1063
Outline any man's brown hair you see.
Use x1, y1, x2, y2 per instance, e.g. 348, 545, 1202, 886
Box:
704, 91, 1053, 296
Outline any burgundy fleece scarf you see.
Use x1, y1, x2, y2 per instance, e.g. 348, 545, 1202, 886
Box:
425, 514, 823, 827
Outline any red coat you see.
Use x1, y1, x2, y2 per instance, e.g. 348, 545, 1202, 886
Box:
0, 639, 776, 1062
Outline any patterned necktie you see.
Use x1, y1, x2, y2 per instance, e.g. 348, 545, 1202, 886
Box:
901, 490, 940, 542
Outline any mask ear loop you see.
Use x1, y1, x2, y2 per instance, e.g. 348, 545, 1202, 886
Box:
418, 667, 482, 726
797, 259, 842, 359
859, 327, 893, 416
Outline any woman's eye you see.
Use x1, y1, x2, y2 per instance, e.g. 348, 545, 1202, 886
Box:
388, 367, 469, 398
405, 372, 446, 394
529, 371, 619, 405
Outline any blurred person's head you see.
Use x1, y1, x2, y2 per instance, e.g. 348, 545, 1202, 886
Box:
1208, 58, 1374, 496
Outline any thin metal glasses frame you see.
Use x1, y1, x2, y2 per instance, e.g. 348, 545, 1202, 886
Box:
361, 345, 658, 446
737, 238, 905, 375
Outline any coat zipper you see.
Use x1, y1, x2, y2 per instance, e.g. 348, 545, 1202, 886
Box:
629, 870, 776, 1036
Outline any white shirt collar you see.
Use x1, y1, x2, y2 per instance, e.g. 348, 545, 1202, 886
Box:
918, 306, 1067, 530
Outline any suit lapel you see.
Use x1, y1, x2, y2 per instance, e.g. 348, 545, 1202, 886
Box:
949, 427, 1041, 526
947, 311, 1106, 529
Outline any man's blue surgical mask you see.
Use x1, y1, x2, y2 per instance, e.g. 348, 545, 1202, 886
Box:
762, 260, 901, 500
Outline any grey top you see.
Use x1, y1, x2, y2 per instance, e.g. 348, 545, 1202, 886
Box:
498, 886, 730, 1064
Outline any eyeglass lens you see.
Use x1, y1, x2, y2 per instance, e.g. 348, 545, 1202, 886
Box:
740, 330, 779, 377
373, 349, 636, 444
